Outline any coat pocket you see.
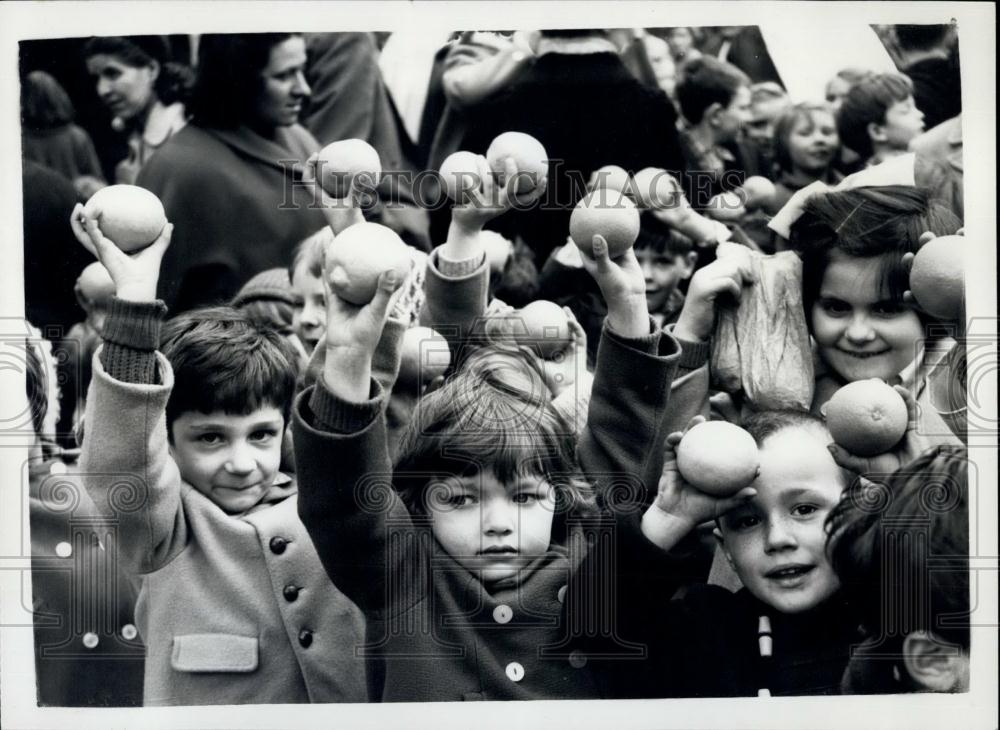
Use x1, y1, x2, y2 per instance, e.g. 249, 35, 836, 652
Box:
171, 634, 259, 673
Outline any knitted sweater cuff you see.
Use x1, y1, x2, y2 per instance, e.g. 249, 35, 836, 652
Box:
436, 250, 486, 277
309, 380, 383, 435
99, 297, 167, 384
665, 324, 711, 370
604, 315, 661, 355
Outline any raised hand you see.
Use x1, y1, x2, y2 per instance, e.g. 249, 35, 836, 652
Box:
70, 203, 172, 303
673, 246, 756, 343
579, 234, 648, 338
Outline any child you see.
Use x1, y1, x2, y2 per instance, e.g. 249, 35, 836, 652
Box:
615, 410, 862, 697
24, 330, 144, 706
634, 212, 697, 328
668, 181, 964, 444
829, 445, 969, 693
744, 81, 790, 175
288, 227, 331, 357
824, 67, 870, 114
767, 103, 842, 216
674, 56, 754, 205
293, 159, 684, 701
69, 207, 367, 705
835, 72, 925, 167
232, 266, 310, 366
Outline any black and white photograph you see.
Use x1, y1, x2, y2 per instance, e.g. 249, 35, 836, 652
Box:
0, 2, 995, 729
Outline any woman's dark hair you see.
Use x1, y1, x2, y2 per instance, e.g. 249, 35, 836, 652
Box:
394, 345, 597, 543
21, 71, 75, 130
827, 446, 969, 691
187, 33, 298, 130
788, 185, 962, 320
82, 35, 193, 106
771, 102, 840, 176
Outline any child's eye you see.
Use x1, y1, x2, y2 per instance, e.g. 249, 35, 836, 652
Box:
792, 504, 819, 518
197, 433, 224, 446
446, 495, 475, 508
250, 429, 279, 443
819, 298, 851, 316
872, 302, 905, 316
512, 492, 539, 505
731, 514, 760, 530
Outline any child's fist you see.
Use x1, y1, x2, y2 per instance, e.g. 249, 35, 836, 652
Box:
673, 245, 756, 343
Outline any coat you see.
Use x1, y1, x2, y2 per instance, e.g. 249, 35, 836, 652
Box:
294, 250, 683, 701
136, 123, 327, 312
79, 303, 368, 706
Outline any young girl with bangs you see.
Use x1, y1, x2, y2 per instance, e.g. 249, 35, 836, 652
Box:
766, 102, 843, 217
294, 162, 684, 701
667, 177, 964, 478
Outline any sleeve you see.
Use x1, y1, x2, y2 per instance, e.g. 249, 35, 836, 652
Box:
79, 299, 190, 575
577, 320, 681, 504
660, 325, 714, 437
418, 247, 490, 356
293, 377, 419, 617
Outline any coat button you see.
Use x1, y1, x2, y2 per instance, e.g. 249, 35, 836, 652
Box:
568, 650, 587, 669
492, 604, 513, 624
505, 662, 525, 682
557, 585, 567, 604
82, 632, 99, 649
122, 624, 138, 640
298, 629, 313, 648
283, 585, 300, 602
269, 536, 288, 554
55, 541, 72, 558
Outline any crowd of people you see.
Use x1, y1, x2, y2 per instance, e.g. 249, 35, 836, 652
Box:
19, 24, 971, 708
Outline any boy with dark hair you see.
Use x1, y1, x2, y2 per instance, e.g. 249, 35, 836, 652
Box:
633, 212, 697, 328
70, 207, 367, 706
674, 56, 754, 205
829, 445, 970, 694
835, 72, 925, 165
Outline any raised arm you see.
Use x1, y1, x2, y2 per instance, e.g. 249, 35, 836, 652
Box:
71, 205, 189, 575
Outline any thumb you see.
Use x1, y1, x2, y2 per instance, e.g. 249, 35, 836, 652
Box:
590, 235, 613, 271
369, 268, 404, 319
827, 443, 869, 474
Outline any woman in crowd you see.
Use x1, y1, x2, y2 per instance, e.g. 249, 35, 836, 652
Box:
137, 33, 327, 311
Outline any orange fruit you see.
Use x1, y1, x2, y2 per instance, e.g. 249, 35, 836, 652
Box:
569, 190, 640, 259
83, 185, 166, 252
704, 190, 747, 222
438, 150, 482, 204
739, 176, 776, 210
589, 165, 632, 195
398, 326, 451, 387
633, 167, 682, 210
515, 300, 572, 359
486, 131, 548, 193
325, 222, 411, 305
77, 262, 115, 303
316, 139, 382, 198
909, 235, 965, 320
676, 421, 759, 496
825, 379, 908, 456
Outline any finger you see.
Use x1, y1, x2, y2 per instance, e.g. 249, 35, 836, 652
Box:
683, 415, 706, 434
475, 154, 492, 199
713, 275, 743, 302
827, 443, 869, 474
918, 231, 936, 245
141, 222, 174, 260
665, 430, 684, 447
70, 205, 97, 254
82, 215, 114, 258
714, 487, 758, 516
893, 385, 919, 430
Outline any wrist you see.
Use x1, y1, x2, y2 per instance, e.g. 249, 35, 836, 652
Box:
606, 294, 651, 339
322, 346, 372, 404
641, 503, 697, 552
674, 309, 710, 343
115, 283, 158, 303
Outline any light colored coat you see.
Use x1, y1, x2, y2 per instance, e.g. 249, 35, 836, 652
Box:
80, 353, 368, 706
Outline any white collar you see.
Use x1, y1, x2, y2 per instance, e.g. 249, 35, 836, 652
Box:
535, 36, 618, 57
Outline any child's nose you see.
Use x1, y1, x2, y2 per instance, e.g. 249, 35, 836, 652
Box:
764, 517, 797, 552
224, 444, 257, 475
844, 314, 876, 344
482, 501, 515, 536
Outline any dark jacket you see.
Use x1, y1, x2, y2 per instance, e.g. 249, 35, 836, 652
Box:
459, 51, 684, 263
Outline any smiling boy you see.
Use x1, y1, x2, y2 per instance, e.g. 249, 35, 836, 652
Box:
72, 206, 367, 706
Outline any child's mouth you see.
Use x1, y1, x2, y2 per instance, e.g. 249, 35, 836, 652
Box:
765, 564, 814, 586
836, 348, 890, 360
479, 546, 518, 556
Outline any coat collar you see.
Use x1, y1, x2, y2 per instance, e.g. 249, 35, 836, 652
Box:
204, 124, 316, 176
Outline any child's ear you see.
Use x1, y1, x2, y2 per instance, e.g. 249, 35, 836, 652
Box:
712, 526, 735, 567
705, 102, 725, 128
147, 59, 161, 83
901, 631, 968, 692
867, 120, 888, 145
